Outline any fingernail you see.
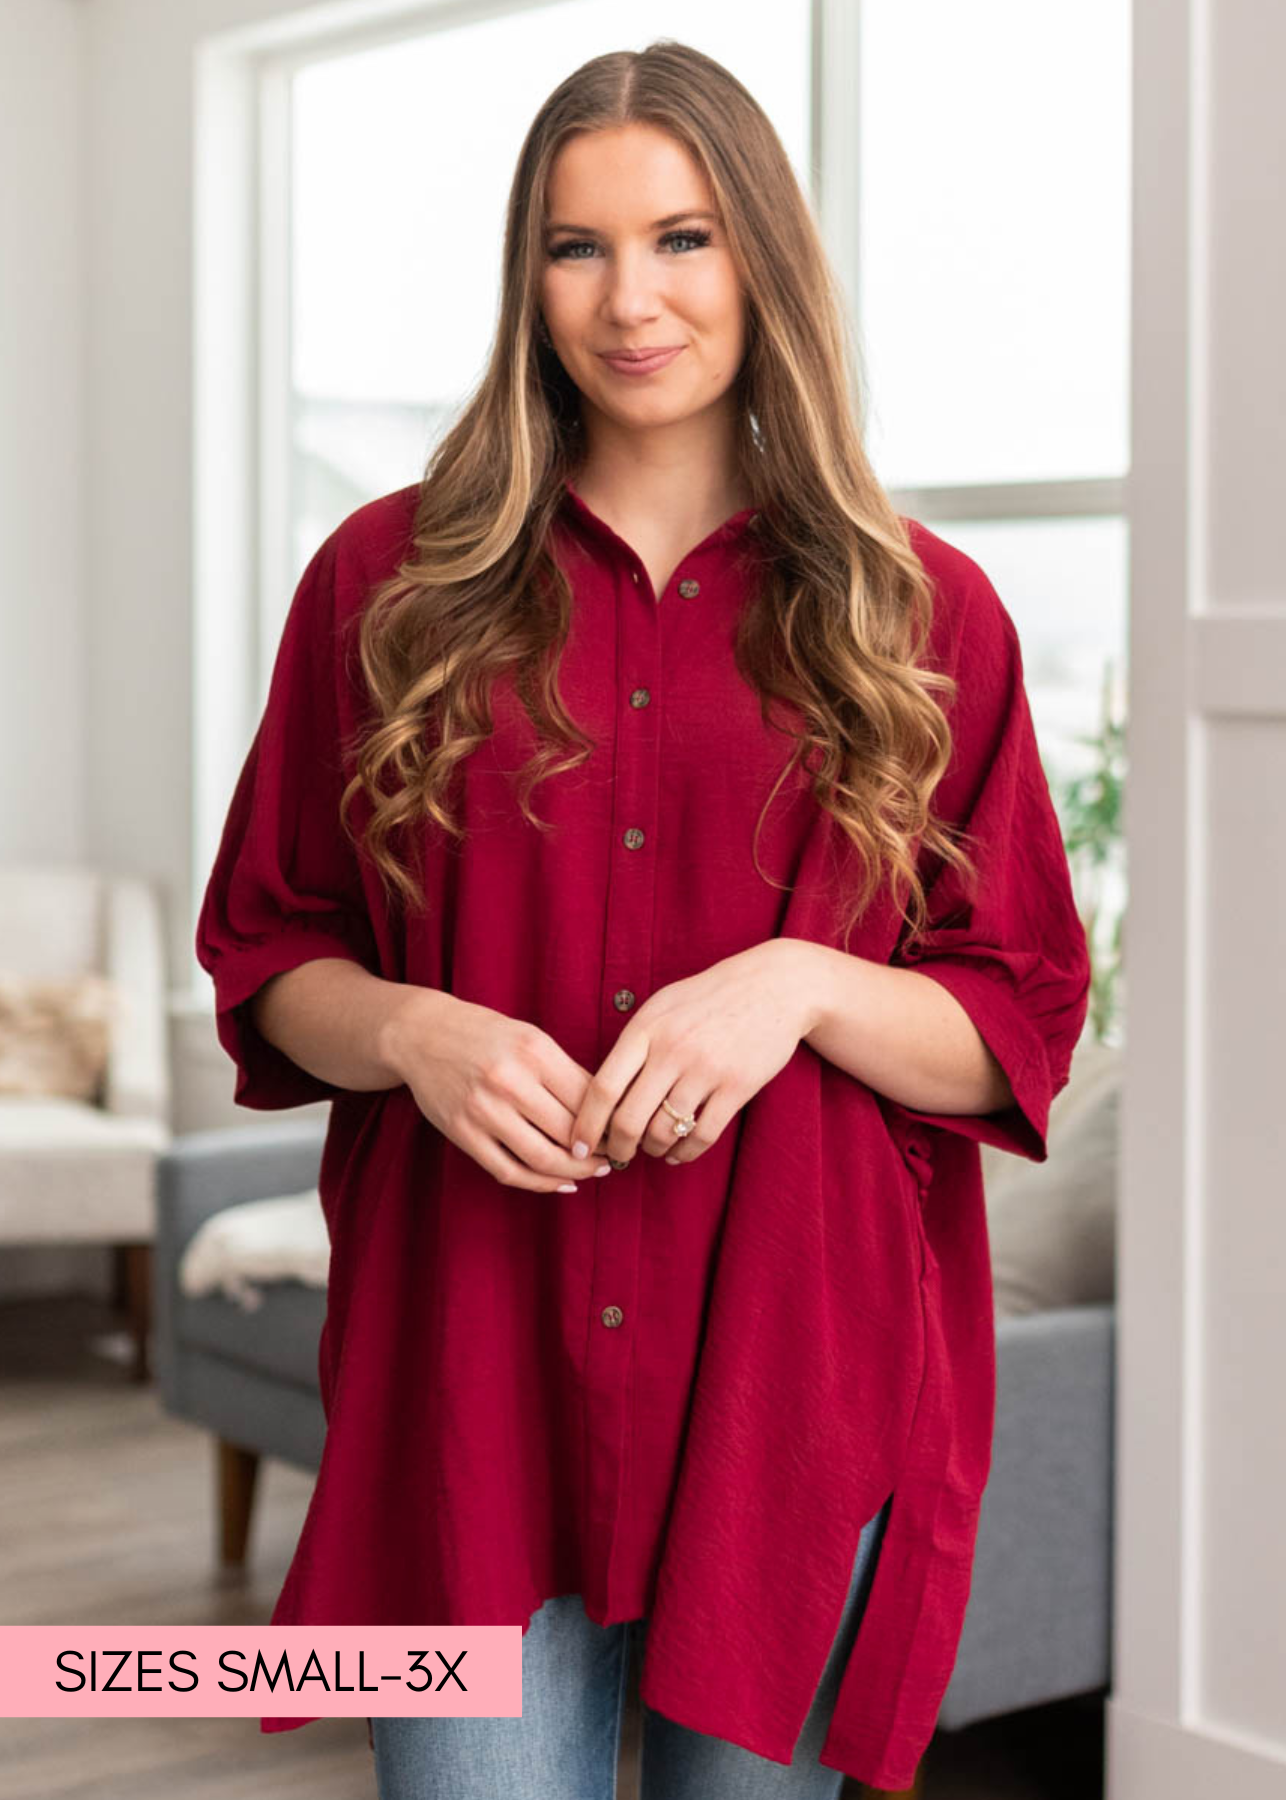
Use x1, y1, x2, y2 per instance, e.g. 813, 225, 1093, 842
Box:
665, 1155, 680, 1166
572, 1140, 589, 1159
556, 1182, 578, 1193
595, 1163, 612, 1177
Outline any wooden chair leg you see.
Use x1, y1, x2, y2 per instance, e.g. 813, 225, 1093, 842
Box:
110, 1243, 130, 1312
121, 1242, 152, 1383
218, 1439, 261, 1568
854, 1766, 924, 1799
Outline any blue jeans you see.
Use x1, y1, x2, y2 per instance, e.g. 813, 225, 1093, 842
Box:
371, 1494, 892, 1800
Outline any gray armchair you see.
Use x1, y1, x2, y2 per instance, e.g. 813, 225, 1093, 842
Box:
152, 1119, 329, 1561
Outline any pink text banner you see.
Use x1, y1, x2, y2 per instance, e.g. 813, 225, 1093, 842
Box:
0, 1626, 522, 1718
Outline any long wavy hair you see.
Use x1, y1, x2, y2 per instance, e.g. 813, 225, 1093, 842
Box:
339, 38, 978, 954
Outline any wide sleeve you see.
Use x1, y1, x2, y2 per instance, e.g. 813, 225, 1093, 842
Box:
195, 527, 383, 1110
886, 559, 1093, 1162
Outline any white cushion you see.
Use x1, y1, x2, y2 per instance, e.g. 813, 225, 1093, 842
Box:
984, 1035, 1119, 1319
0, 1096, 169, 1240
179, 1191, 329, 1312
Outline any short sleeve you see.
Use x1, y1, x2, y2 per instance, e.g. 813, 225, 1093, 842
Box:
888, 559, 1093, 1162
195, 528, 382, 1110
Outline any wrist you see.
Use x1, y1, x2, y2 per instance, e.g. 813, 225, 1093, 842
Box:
763, 937, 834, 1040
377, 983, 457, 1084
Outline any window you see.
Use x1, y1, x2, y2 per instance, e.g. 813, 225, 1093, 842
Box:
274, 1, 812, 677
197, 2, 1128, 1039
855, 0, 1131, 1040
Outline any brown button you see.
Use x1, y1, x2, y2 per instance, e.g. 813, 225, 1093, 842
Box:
629, 688, 651, 708
677, 578, 700, 598
622, 827, 645, 850
601, 1305, 624, 1328
613, 988, 635, 1011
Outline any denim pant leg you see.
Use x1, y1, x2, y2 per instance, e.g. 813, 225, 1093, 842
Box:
634, 1494, 894, 1800
371, 1593, 630, 1800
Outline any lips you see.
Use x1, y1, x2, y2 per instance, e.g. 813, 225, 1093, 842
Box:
599, 346, 685, 376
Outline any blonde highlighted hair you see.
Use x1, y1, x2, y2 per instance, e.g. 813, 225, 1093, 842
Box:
339, 38, 977, 952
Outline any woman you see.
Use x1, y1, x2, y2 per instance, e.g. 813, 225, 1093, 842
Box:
196, 39, 1091, 1800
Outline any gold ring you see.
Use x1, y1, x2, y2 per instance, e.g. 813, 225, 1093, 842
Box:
660, 1097, 697, 1138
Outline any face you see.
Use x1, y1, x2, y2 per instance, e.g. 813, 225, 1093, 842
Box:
538, 122, 748, 435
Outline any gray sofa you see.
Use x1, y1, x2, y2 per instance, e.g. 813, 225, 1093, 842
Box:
151, 1114, 1114, 1739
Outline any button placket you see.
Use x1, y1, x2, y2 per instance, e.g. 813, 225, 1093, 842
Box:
580, 555, 658, 1617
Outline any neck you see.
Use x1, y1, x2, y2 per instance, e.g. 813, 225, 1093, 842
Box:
570, 405, 753, 526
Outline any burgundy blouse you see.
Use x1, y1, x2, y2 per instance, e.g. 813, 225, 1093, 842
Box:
195, 478, 1091, 1789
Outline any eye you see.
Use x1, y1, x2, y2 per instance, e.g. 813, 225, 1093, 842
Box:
545, 227, 714, 262
660, 228, 713, 253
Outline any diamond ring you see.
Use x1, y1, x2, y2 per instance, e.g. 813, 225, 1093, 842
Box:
660, 1097, 697, 1138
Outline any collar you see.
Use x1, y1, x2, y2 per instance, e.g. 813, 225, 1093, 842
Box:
556, 479, 761, 566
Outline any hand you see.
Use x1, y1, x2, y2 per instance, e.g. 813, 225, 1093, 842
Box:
568, 941, 814, 1169
384, 988, 615, 1194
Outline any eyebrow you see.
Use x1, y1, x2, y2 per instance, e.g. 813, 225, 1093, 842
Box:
544, 209, 718, 234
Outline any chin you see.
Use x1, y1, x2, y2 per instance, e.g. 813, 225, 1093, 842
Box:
612, 405, 694, 432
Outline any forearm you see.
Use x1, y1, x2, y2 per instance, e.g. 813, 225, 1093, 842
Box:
778, 940, 1014, 1116
249, 958, 448, 1093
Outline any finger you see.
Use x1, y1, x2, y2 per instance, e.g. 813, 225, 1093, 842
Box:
492, 1108, 615, 1186
569, 1032, 649, 1166
533, 1044, 626, 1159
458, 1121, 574, 1194
656, 1085, 737, 1165
641, 1079, 710, 1159
505, 1074, 615, 1178
502, 1036, 621, 1163
601, 1053, 702, 1162
472, 1083, 613, 1185
538, 1043, 606, 1111
461, 1116, 608, 1194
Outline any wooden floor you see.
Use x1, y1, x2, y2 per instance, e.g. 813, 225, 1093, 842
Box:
0, 1295, 1105, 1800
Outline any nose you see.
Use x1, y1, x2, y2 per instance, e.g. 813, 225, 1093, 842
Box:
599, 244, 664, 326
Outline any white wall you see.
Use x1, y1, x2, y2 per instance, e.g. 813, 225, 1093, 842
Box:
80, 0, 432, 955
0, 0, 380, 1293
0, 0, 85, 861
81, 0, 433, 1139
0, 0, 97, 1300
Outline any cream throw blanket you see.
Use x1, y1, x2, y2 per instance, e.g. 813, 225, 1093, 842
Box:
179, 1191, 329, 1311
0, 972, 121, 1101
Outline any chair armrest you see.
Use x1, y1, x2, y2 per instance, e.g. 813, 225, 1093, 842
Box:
938, 1302, 1115, 1728
156, 1121, 328, 1245
151, 1120, 327, 1408
102, 875, 170, 1125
